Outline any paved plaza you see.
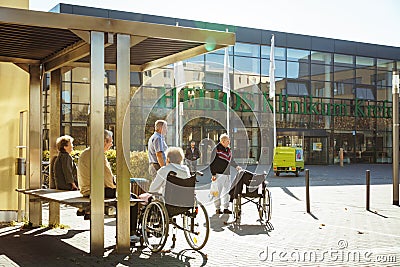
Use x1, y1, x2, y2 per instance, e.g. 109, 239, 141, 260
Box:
0, 164, 399, 266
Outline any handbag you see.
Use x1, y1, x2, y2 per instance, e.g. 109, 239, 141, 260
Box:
209, 180, 219, 200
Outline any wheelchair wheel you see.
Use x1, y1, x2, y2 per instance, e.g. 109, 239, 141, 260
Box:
258, 188, 272, 222
141, 200, 169, 253
183, 201, 209, 250
233, 195, 241, 225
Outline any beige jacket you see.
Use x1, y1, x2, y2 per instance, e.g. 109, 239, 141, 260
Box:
77, 147, 116, 196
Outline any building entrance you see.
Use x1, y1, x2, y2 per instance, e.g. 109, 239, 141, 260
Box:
303, 137, 328, 165
182, 118, 225, 165
277, 130, 328, 165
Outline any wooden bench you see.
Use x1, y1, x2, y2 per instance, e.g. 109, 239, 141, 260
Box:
16, 188, 143, 225
16, 188, 117, 209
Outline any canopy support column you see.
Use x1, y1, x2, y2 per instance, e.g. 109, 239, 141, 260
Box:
49, 69, 61, 226
90, 31, 105, 256
28, 64, 42, 226
116, 33, 131, 253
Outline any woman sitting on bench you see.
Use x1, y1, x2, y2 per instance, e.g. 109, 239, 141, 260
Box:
52, 135, 79, 191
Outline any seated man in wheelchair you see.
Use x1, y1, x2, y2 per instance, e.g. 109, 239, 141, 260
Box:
138, 147, 209, 252
147, 146, 192, 197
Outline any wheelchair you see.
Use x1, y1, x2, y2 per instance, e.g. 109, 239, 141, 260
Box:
140, 171, 210, 253
229, 170, 271, 225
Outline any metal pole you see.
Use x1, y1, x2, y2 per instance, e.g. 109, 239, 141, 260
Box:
393, 71, 399, 205
366, 170, 370, 210
17, 111, 26, 222
339, 148, 344, 167
305, 169, 310, 213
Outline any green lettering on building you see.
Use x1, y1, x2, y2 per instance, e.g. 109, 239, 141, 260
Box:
157, 87, 392, 118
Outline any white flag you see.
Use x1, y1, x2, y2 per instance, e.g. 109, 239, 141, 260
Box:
174, 61, 185, 91
269, 35, 275, 99
223, 47, 230, 96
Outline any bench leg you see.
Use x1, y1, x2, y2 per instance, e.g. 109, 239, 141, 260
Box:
29, 198, 42, 227
49, 202, 60, 226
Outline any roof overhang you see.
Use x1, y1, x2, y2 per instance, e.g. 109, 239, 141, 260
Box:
0, 6, 235, 72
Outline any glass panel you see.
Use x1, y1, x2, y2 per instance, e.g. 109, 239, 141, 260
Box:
105, 105, 116, 124
286, 80, 309, 96
356, 56, 374, 67
71, 83, 90, 104
108, 84, 116, 98
377, 70, 393, 87
234, 74, 260, 90
311, 64, 332, 81
71, 104, 89, 122
377, 59, 395, 71
356, 67, 375, 85
205, 53, 224, 70
62, 82, 71, 102
287, 61, 309, 79
311, 51, 332, 64
261, 45, 286, 60
261, 59, 286, 77
234, 42, 260, 57
334, 66, 354, 82
334, 54, 354, 67
61, 103, 71, 122
72, 67, 90, 83
234, 56, 260, 75
287, 48, 310, 62
69, 126, 88, 147
376, 131, 392, 163
355, 87, 375, 100
377, 85, 391, 101
63, 70, 71, 82
311, 81, 332, 98
333, 82, 353, 99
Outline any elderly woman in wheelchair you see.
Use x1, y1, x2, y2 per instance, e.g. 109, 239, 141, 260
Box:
137, 147, 210, 253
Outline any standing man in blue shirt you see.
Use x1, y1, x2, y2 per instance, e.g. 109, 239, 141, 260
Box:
148, 120, 168, 179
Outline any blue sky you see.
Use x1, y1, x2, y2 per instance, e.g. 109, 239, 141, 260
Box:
29, 0, 399, 47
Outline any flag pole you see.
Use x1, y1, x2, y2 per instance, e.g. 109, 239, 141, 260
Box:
269, 34, 276, 148
273, 92, 276, 148
223, 30, 230, 135
174, 60, 185, 147
227, 88, 230, 134
175, 85, 179, 146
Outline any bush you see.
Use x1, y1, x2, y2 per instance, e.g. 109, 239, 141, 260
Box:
129, 150, 152, 180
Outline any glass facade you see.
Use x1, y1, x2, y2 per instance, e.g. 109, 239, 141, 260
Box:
46, 4, 399, 165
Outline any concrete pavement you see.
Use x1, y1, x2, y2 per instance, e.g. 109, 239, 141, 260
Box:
0, 164, 399, 266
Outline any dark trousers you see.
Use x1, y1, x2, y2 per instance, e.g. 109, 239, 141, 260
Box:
105, 187, 138, 233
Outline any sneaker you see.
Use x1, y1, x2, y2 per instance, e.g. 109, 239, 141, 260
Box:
130, 234, 141, 243
216, 209, 222, 215
223, 209, 232, 214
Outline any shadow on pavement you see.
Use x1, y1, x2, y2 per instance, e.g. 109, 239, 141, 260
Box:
280, 187, 301, 200
0, 226, 88, 266
209, 214, 228, 232
226, 221, 273, 236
